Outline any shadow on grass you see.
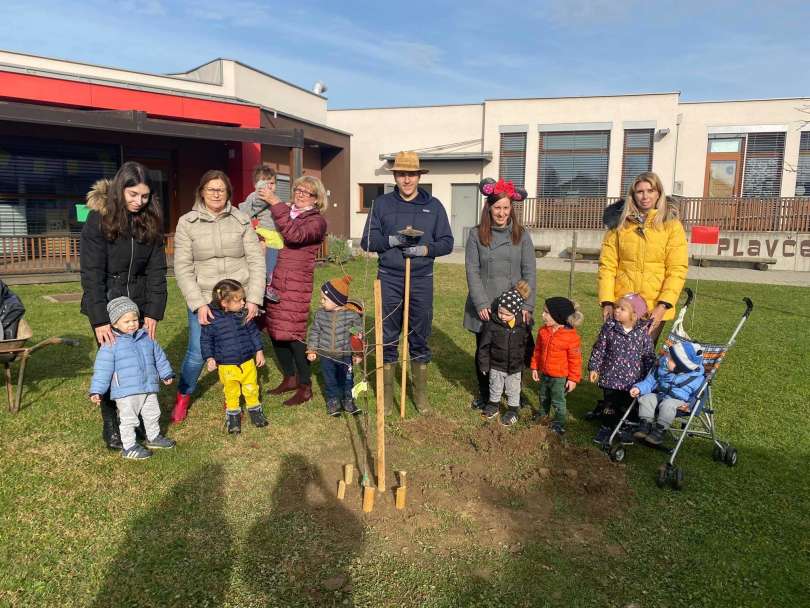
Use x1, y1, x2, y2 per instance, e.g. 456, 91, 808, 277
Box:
90, 464, 233, 608
430, 326, 478, 398
241, 453, 365, 606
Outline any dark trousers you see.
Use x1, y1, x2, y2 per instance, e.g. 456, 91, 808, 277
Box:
601, 388, 637, 426
475, 331, 489, 402
319, 355, 354, 401
380, 272, 433, 364
271, 338, 311, 385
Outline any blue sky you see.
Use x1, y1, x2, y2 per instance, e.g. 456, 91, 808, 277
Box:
2, 0, 808, 109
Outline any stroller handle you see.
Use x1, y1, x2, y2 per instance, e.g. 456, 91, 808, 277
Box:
682, 287, 695, 308
743, 297, 754, 318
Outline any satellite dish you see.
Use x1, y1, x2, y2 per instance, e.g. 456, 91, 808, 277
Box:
312, 81, 328, 95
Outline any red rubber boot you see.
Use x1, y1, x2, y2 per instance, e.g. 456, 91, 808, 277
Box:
170, 393, 191, 424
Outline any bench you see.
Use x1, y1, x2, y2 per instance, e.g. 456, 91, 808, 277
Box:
561, 247, 601, 261
534, 244, 551, 258
691, 255, 777, 271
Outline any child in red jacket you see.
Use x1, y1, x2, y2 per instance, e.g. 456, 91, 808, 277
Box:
530, 296, 583, 435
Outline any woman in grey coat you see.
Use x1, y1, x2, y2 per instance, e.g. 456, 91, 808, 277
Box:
464, 178, 536, 409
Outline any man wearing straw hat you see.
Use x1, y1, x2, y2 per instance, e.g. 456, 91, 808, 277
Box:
360, 151, 454, 414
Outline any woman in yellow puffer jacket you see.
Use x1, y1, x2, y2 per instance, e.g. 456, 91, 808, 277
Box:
597, 172, 688, 343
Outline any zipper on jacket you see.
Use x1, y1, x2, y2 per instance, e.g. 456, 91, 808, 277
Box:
127, 236, 134, 298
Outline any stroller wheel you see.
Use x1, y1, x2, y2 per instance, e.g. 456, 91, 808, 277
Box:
724, 445, 738, 467
656, 464, 669, 488
609, 443, 625, 463
671, 467, 684, 490
712, 443, 725, 462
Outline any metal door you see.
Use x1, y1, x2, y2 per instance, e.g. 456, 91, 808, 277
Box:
450, 184, 481, 247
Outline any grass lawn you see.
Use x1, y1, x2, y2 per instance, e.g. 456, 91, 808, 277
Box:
1, 259, 808, 607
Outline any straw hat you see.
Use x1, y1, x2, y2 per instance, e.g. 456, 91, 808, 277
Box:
388, 151, 429, 174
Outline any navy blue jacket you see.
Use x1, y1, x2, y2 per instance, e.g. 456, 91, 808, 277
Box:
90, 328, 174, 399
200, 307, 263, 365
360, 187, 454, 277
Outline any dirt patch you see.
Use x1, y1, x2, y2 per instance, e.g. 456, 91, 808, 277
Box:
303, 414, 633, 555
42, 293, 82, 303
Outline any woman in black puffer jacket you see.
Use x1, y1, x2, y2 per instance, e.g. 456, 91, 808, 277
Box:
80, 161, 167, 450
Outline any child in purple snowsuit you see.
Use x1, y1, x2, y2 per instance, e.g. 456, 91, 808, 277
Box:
588, 293, 656, 440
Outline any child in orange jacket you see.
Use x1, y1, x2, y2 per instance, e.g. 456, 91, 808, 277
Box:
530, 296, 583, 435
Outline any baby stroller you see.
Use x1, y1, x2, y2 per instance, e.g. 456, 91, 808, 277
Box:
0, 280, 78, 413
599, 287, 753, 489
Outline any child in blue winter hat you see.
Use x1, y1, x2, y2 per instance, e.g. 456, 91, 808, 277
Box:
89, 296, 176, 460
630, 339, 705, 445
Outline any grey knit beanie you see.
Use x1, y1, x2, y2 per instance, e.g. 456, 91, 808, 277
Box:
107, 297, 139, 325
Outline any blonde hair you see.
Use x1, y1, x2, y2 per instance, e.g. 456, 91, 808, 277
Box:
568, 302, 584, 328
619, 171, 670, 229
293, 175, 326, 210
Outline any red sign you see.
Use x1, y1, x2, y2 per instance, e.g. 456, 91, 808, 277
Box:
691, 225, 720, 245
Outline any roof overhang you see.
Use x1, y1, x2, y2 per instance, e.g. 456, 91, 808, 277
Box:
0, 101, 304, 147
379, 151, 492, 162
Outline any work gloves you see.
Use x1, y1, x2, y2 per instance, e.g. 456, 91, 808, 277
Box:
402, 246, 428, 258
388, 233, 421, 249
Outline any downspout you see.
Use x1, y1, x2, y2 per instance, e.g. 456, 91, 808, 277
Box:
672, 112, 682, 193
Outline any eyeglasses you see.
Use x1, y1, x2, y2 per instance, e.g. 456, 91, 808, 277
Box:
204, 188, 226, 196
294, 187, 316, 198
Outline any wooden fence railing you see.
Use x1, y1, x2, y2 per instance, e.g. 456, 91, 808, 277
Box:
518, 196, 810, 232
0, 232, 330, 274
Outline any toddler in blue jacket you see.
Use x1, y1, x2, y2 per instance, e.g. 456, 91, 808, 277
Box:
630, 340, 705, 445
201, 279, 267, 435
89, 297, 175, 460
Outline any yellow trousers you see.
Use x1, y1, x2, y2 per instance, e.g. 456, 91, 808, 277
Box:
218, 360, 260, 412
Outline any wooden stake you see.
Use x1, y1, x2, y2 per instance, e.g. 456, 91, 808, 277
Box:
373, 279, 386, 492
343, 463, 354, 485
337, 480, 346, 500
400, 256, 412, 419
362, 485, 375, 512
395, 486, 407, 510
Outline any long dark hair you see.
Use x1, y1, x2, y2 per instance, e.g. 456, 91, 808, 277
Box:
101, 161, 162, 243
477, 192, 524, 247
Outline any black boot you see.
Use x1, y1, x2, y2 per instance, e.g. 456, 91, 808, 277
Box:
247, 405, 269, 428
100, 399, 123, 451
226, 411, 242, 435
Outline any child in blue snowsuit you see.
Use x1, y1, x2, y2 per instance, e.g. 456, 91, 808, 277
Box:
630, 340, 705, 445
89, 297, 175, 460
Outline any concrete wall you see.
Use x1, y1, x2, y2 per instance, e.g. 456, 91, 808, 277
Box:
677, 99, 810, 197
233, 63, 327, 125
327, 104, 485, 239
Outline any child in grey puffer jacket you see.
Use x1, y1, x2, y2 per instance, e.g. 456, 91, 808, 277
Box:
306, 275, 364, 417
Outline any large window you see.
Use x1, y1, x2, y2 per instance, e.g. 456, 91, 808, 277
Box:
537, 130, 610, 196
499, 132, 526, 188
795, 132, 810, 196
621, 129, 654, 194
0, 136, 119, 236
359, 183, 431, 211
742, 132, 785, 196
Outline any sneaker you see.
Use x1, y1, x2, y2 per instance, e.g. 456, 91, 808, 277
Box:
633, 420, 652, 441
645, 424, 667, 446
265, 287, 280, 303
550, 422, 566, 436
247, 406, 269, 427
342, 396, 362, 416
481, 402, 500, 420
500, 408, 518, 427
326, 399, 342, 417
121, 444, 152, 460
226, 412, 242, 434
143, 434, 176, 449
593, 426, 611, 445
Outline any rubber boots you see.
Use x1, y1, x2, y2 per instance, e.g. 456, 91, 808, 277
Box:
170, 393, 191, 424
100, 399, 123, 450
383, 363, 394, 416
269, 375, 298, 395
412, 362, 430, 414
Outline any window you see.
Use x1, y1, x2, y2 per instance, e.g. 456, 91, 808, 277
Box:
795, 132, 810, 196
537, 131, 610, 196
359, 183, 432, 211
742, 132, 785, 196
499, 132, 526, 188
276, 175, 291, 202
621, 129, 654, 194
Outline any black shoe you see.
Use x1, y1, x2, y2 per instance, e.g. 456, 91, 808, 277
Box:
342, 396, 361, 416
470, 397, 485, 411
101, 402, 123, 451
619, 428, 636, 445
500, 408, 518, 427
550, 422, 565, 436
247, 406, 269, 427
645, 424, 667, 446
593, 426, 611, 445
226, 412, 242, 434
633, 420, 653, 441
326, 399, 342, 417
481, 402, 500, 420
